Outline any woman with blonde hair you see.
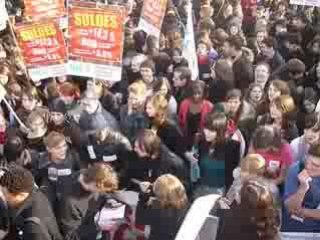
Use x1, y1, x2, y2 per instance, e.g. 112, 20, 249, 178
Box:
145, 93, 186, 157
136, 174, 189, 240
227, 154, 272, 204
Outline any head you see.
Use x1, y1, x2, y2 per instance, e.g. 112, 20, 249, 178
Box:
87, 79, 105, 98
173, 66, 191, 89
26, 113, 47, 140
21, 87, 40, 111
239, 178, 280, 239
131, 54, 147, 72
247, 83, 264, 103
304, 113, 320, 145
0, 164, 34, 208
274, 19, 287, 35
140, 59, 155, 85
268, 80, 290, 102
226, 89, 243, 114
260, 37, 276, 59
134, 129, 162, 159
171, 48, 183, 64
146, 94, 168, 125
211, 59, 234, 82
252, 125, 282, 152
270, 95, 295, 122
256, 30, 267, 45
7, 82, 22, 103
203, 112, 228, 144
152, 77, 172, 100
4, 136, 25, 165
240, 154, 266, 180
82, 90, 100, 114
59, 82, 80, 106
306, 144, 320, 177
153, 174, 188, 209
197, 41, 210, 56
49, 98, 66, 126
0, 64, 11, 86
79, 163, 118, 193
254, 62, 270, 89
226, 36, 244, 57
45, 131, 68, 162
287, 58, 305, 81
303, 88, 318, 113
128, 81, 148, 111
190, 80, 206, 103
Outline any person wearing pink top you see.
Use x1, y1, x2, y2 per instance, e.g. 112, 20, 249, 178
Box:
250, 125, 293, 186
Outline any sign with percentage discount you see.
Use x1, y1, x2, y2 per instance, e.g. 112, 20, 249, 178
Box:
290, 0, 320, 6
15, 20, 67, 81
24, 0, 66, 21
68, 2, 125, 81
138, 0, 167, 38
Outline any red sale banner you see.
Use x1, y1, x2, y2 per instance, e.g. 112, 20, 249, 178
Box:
68, 2, 126, 81
15, 21, 67, 81
24, 0, 66, 21
138, 0, 168, 38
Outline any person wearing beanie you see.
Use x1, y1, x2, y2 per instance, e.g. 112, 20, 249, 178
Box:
48, 98, 67, 133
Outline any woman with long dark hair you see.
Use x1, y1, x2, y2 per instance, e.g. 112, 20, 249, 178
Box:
217, 178, 281, 240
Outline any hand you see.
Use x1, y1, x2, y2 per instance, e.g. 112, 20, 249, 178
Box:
139, 181, 152, 193
185, 151, 199, 163
298, 170, 311, 191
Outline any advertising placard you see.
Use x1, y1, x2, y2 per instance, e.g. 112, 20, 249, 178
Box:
24, 0, 66, 20
15, 21, 67, 81
68, 2, 125, 81
138, 0, 167, 38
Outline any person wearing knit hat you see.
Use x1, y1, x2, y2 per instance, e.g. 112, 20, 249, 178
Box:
48, 98, 68, 133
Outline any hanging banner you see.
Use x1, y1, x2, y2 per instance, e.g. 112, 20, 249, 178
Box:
68, 2, 125, 81
182, 1, 199, 81
0, 0, 8, 31
290, 0, 320, 6
138, 0, 167, 38
24, 0, 66, 21
15, 21, 67, 81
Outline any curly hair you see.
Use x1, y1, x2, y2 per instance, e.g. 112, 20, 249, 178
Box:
239, 178, 280, 240
0, 164, 34, 194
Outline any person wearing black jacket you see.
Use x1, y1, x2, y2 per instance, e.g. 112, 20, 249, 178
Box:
57, 163, 120, 240
136, 174, 189, 240
31, 132, 81, 211
123, 129, 190, 192
0, 164, 62, 240
0, 189, 9, 240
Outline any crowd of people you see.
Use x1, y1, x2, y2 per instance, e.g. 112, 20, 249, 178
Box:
0, 0, 320, 239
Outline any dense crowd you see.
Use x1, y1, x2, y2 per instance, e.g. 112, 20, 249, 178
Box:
0, 0, 320, 239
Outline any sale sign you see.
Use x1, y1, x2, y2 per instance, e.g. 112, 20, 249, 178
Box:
15, 21, 67, 81
68, 2, 125, 81
290, 0, 320, 6
138, 0, 167, 38
24, 0, 66, 21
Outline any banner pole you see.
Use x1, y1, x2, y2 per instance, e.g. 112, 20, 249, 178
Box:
7, 19, 32, 85
2, 98, 27, 129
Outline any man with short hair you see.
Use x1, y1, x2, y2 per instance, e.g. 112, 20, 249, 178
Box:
124, 129, 189, 191
225, 36, 254, 91
283, 144, 320, 232
0, 164, 62, 240
173, 66, 191, 105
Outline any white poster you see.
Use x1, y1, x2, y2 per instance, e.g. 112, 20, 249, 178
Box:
0, 0, 8, 31
182, 1, 199, 81
290, 0, 320, 7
